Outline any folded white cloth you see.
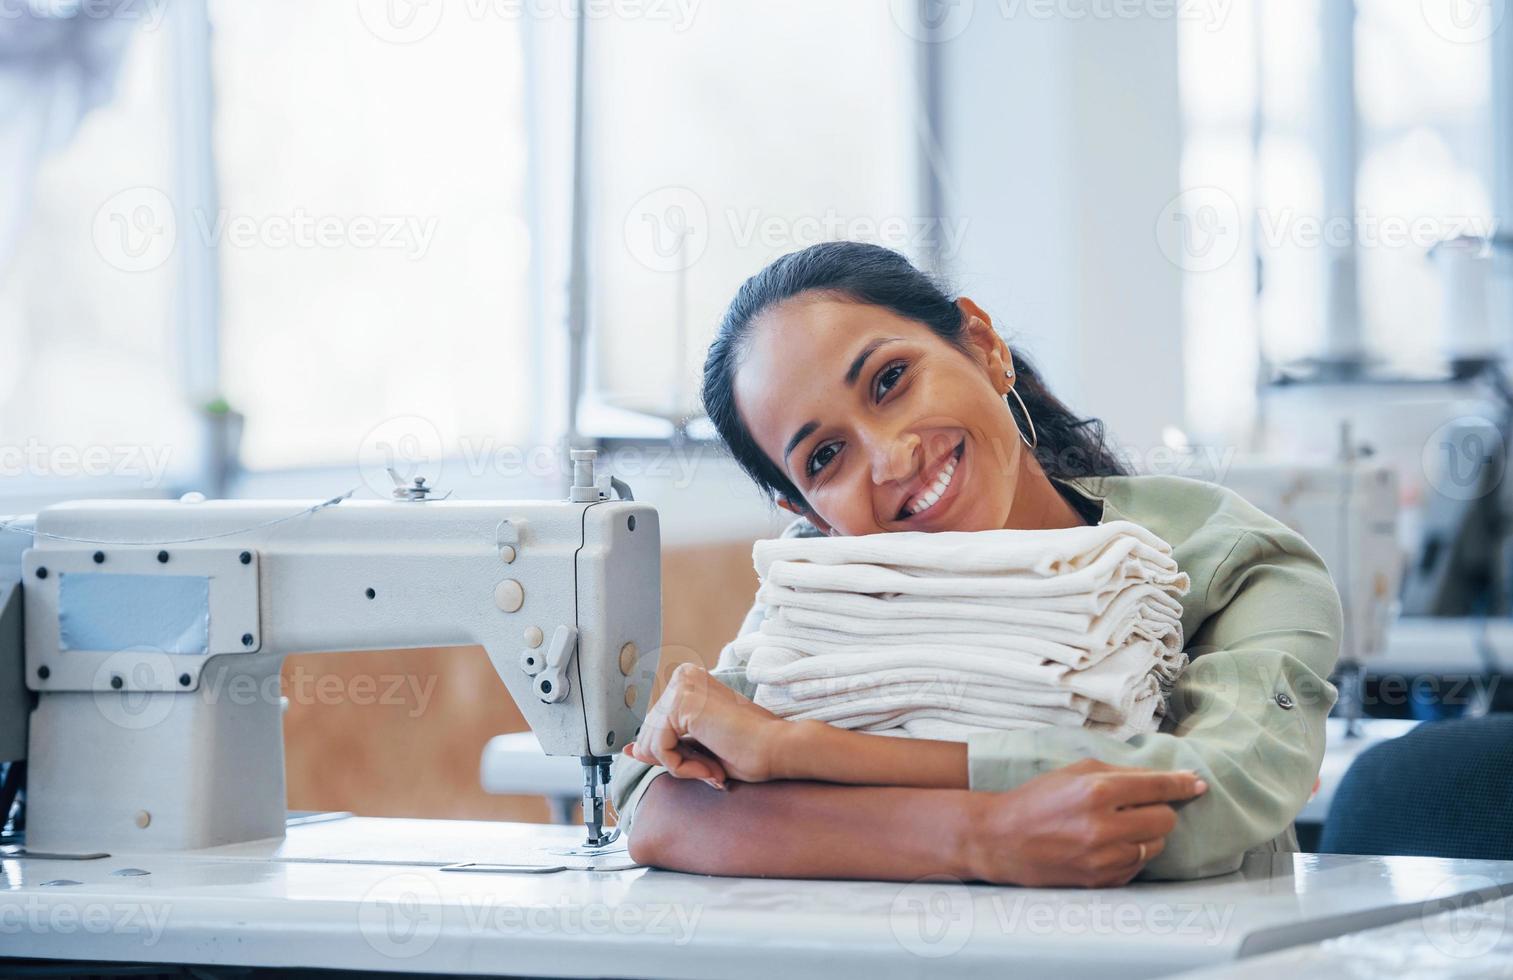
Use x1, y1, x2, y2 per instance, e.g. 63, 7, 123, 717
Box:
752, 519, 1181, 578
757, 533, 1185, 613
757, 585, 1184, 664
741, 520, 1191, 743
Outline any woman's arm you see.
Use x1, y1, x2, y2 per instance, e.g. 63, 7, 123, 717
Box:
629, 758, 1204, 887
628, 777, 978, 881
778, 720, 972, 788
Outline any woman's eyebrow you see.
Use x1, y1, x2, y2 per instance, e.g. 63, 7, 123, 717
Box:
783, 421, 819, 467
844, 337, 901, 386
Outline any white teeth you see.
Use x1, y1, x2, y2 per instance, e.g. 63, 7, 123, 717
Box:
907, 453, 958, 516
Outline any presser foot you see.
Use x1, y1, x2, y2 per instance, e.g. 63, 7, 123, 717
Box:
577, 754, 619, 849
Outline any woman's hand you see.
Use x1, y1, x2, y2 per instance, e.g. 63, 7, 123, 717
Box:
623, 663, 793, 788
964, 758, 1207, 887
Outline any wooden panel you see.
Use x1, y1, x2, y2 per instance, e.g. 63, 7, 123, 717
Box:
282, 540, 760, 821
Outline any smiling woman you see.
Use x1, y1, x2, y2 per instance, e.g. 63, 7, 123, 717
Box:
614, 242, 1344, 888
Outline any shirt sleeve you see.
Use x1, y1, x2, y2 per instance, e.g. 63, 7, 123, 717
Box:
963, 526, 1344, 880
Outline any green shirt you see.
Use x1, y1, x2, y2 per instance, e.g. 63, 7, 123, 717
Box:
610, 474, 1344, 880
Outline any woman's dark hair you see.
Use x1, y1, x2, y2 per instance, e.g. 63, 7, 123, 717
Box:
701, 241, 1128, 512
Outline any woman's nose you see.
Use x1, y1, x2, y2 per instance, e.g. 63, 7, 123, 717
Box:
871, 432, 919, 486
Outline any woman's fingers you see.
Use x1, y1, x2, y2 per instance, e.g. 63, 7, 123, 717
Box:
1108, 801, 1180, 842
979, 763, 1197, 887
628, 664, 757, 787
1114, 835, 1166, 873
1083, 834, 1167, 881
678, 744, 729, 788
1096, 769, 1208, 809
625, 738, 721, 781
638, 700, 696, 772
1135, 835, 1166, 864
1058, 759, 1209, 805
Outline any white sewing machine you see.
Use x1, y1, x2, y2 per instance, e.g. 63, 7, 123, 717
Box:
2, 448, 661, 855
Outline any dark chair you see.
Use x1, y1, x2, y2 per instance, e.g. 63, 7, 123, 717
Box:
1319, 713, 1513, 860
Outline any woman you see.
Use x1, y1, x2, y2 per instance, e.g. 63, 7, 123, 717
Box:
614, 242, 1342, 887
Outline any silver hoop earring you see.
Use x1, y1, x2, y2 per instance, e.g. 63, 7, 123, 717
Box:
1004, 369, 1038, 450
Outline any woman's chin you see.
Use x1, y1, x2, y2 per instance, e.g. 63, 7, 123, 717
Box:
937, 499, 1001, 533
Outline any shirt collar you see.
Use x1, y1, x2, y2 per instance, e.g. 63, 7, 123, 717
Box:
1053, 476, 1124, 525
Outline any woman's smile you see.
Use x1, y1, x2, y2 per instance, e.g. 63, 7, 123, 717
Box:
896, 437, 966, 526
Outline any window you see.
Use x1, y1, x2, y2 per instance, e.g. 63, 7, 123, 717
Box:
1354, 0, 1496, 365
1175, 0, 1261, 441
1178, 0, 1502, 442
0, 14, 192, 498
579, 0, 923, 435
3, 2, 922, 495
208, 1, 535, 471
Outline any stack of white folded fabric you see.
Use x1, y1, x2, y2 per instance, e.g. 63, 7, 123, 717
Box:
732, 520, 1192, 742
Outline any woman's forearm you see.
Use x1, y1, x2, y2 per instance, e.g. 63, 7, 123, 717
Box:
774, 720, 970, 789
628, 774, 977, 881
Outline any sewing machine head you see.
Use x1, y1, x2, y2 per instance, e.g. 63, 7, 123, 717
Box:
2, 449, 660, 853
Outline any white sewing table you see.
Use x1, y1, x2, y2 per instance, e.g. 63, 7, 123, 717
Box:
5, 816, 1513, 978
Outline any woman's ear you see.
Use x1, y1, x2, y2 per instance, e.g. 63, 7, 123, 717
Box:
776, 493, 836, 536
956, 297, 1013, 394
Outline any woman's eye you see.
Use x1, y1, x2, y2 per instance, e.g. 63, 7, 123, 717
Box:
807, 442, 841, 477
875, 362, 906, 400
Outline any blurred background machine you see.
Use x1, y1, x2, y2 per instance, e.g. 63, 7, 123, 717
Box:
1218, 432, 1401, 734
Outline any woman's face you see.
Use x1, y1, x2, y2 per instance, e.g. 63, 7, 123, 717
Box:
733, 294, 1028, 536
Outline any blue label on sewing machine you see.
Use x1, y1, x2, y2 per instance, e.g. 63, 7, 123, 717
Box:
59, 573, 211, 655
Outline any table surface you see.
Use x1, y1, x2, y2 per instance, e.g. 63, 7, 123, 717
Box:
1176, 892, 1513, 978
481, 731, 587, 798
1374, 616, 1513, 677
6, 816, 1513, 979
